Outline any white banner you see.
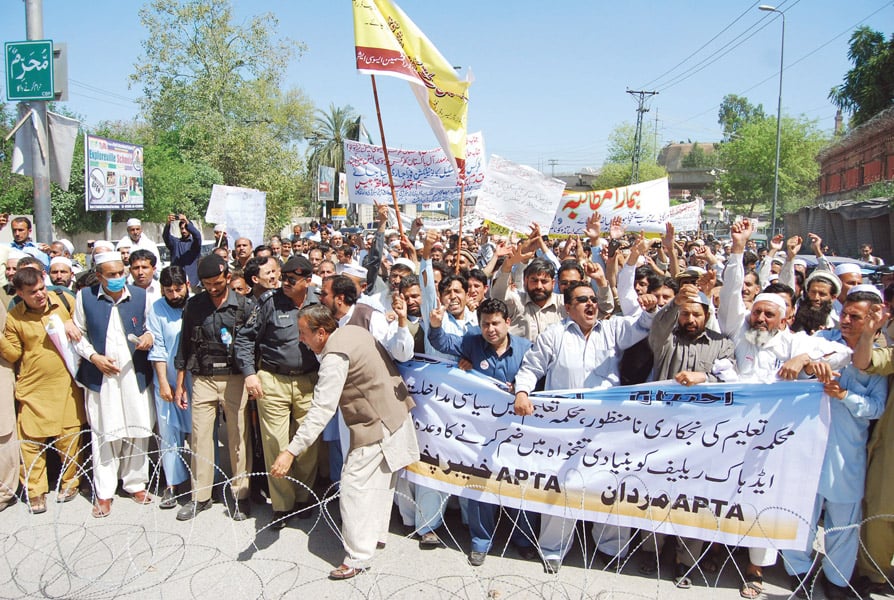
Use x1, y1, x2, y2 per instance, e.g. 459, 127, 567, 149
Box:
345, 132, 485, 205
473, 155, 566, 233
213, 187, 266, 247
399, 359, 829, 550
669, 200, 701, 232
550, 177, 670, 235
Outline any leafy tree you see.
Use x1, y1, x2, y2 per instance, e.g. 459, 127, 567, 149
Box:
716, 114, 827, 216
605, 122, 658, 165
0, 104, 33, 214
718, 94, 765, 141
681, 142, 717, 168
590, 161, 667, 191
130, 0, 315, 236
829, 27, 894, 128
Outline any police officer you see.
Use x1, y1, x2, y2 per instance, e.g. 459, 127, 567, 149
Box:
235, 255, 320, 529
174, 254, 254, 522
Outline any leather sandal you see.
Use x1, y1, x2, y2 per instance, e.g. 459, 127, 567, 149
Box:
29, 493, 47, 514
56, 487, 79, 503
329, 564, 366, 580
92, 498, 112, 518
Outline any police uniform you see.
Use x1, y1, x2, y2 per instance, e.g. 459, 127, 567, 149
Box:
174, 266, 254, 516
235, 286, 319, 513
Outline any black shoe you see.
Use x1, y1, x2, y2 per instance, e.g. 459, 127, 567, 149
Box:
293, 499, 315, 519
821, 574, 855, 600
517, 545, 539, 561
176, 499, 212, 521
595, 550, 621, 570
852, 575, 888, 598
789, 573, 810, 599
271, 510, 289, 530
231, 499, 251, 521
544, 558, 561, 574
639, 551, 659, 575
469, 551, 486, 567
159, 487, 177, 510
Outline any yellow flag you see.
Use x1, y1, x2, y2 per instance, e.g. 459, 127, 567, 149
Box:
353, 0, 471, 174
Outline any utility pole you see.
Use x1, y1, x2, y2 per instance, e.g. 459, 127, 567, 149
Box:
25, 0, 52, 243
547, 159, 558, 177
627, 89, 658, 184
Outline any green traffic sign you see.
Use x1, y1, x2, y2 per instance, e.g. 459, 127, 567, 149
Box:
5, 39, 54, 101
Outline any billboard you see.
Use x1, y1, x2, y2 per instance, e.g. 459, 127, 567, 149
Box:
84, 134, 144, 211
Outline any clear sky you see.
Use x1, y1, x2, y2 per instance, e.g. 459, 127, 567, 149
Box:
2, 0, 892, 175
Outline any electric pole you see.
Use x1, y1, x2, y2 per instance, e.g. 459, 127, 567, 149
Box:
627, 89, 658, 184
25, 0, 52, 243
547, 159, 558, 177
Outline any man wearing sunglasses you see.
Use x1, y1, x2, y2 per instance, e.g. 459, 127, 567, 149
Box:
234, 255, 321, 530
514, 280, 659, 573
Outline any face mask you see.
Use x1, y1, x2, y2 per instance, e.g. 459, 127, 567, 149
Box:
105, 275, 127, 293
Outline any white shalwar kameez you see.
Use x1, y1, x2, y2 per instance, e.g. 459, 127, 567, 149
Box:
75, 290, 155, 500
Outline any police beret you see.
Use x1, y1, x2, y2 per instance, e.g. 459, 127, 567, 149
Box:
197, 254, 228, 279
282, 255, 313, 276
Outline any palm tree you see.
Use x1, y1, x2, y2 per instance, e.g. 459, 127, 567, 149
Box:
307, 104, 360, 182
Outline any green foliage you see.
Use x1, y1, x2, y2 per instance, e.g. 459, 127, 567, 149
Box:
829, 27, 894, 128
0, 104, 33, 214
854, 180, 894, 202
716, 114, 827, 216
306, 104, 361, 207
130, 0, 315, 237
718, 94, 766, 141
605, 122, 658, 165
590, 161, 667, 191
681, 142, 717, 168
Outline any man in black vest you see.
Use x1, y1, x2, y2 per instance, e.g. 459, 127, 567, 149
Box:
73, 252, 154, 518
174, 254, 254, 521
235, 256, 319, 529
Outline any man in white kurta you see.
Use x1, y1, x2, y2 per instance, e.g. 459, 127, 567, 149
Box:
74, 253, 155, 516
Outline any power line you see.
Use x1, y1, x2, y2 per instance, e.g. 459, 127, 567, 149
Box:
661, 0, 893, 135
639, 1, 762, 90
656, 1, 801, 93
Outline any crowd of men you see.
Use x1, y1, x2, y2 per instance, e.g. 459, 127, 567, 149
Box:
0, 208, 893, 598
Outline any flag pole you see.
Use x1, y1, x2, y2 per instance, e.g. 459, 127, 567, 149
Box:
456, 168, 466, 270
369, 75, 405, 238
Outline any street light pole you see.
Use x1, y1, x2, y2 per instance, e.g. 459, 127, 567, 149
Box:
759, 4, 785, 238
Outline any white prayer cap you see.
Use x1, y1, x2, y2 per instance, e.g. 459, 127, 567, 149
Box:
116, 237, 133, 250
6, 249, 27, 261
50, 256, 72, 268
752, 293, 788, 312
213, 223, 226, 233
342, 264, 368, 279
58, 238, 75, 256
793, 258, 807, 269
766, 273, 779, 283
805, 270, 841, 296
392, 258, 416, 273
847, 284, 884, 301
834, 263, 862, 277
770, 254, 785, 265
331, 231, 343, 238
93, 240, 115, 253
94, 252, 123, 265
126, 218, 141, 227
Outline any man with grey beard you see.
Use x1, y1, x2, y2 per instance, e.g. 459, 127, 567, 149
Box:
718, 219, 852, 599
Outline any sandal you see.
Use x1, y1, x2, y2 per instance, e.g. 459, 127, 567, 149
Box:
329, 564, 366, 580
29, 493, 47, 514
740, 572, 763, 599
674, 563, 692, 589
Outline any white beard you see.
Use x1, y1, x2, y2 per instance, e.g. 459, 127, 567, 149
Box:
744, 328, 777, 348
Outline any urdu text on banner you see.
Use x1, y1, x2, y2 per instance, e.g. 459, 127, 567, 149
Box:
473, 155, 567, 234
398, 359, 829, 551
344, 132, 485, 205
550, 177, 670, 235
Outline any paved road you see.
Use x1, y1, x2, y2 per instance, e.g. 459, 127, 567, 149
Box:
0, 483, 863, 600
